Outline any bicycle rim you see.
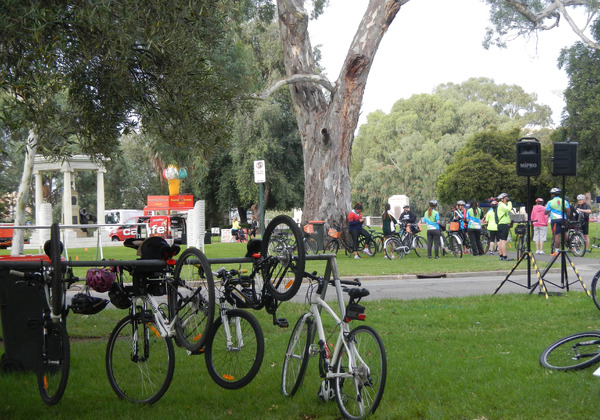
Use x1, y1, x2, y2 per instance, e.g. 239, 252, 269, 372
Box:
205, 309, 264, 390
413, 236, 425, 257
37, 321, 70, 406
590, 272, 600, 311
282, 314, 313, 397
540, 331, 600, 371
261, 215, 306, 301
450, 236, 462, 258
173, 248, 215, 352
570, 233, 586, 257
334, 325, 387, 419
106, 315, 175, 404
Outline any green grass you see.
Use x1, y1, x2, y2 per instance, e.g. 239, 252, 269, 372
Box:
2, 292, 600, 419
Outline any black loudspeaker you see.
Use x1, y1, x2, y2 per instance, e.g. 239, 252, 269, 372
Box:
516, 138, 541, 176
552, 142, 578, 176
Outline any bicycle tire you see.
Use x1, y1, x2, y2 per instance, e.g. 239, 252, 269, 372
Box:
325, 239, 340, 254
570, 232, 586, 257
50, 223, 63, 318
261, 215, 306, 301
281, 314, 314, 397
106, 314, 175, 404
373, 234, 385, 254
516, 236, 525, 260
590, 270, 600, 312
172, 248, 215, 352
413, 236, 426, 258
383, 237, 402, 260
205, 309, 264, 390
334, 325, 387, 419
481, 231, 490, 254
37, 321, 70, 406
539, 331, 600, 371
358, 236, 376, 258
449, 235, 463, 258
304, 237, 319, 255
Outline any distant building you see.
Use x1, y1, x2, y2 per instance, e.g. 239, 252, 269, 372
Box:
388, 195, 409, 220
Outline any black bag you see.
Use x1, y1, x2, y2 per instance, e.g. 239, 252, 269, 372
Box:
439, 221, 446, 232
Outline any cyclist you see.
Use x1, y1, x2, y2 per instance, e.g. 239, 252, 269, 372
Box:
423, 200, 441, 259
484, 200, 499, 255
232, 217, 241, 241
398, 204, 417, 234
496, 193, 513, 261
545, 188, 570, 253
531, 198, 549, 254
575, 194, 592, 252
466, 199, 484, 256
348, 202, 372, 259
453, 200, 468, 253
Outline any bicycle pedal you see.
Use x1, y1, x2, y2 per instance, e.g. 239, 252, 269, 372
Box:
187, 348, 206, 356
275, 318, 289, 328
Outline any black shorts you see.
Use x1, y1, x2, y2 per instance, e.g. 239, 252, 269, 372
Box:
498, 224, 510, 241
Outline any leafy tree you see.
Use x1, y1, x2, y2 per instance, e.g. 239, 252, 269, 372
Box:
554, 17, 600, 194
483, 0, 600, 51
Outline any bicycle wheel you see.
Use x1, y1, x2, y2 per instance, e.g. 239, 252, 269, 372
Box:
304, 237, 319, 255
516, 235, 525, 260
334, 325, 387, 420
373, 234, 385, 254
357, 236, 376, 258
37, 321, 70, 406
449, 235, 463, 258
481, 232, 490, 254
106, 314, 175, 404
540, 331, 600, 371
204, 309, 264, 390
282, 314, 314, 397
325, 239, 340, 254
261, 215, 306, 301
172, 248, 215, 352
384, 237, 402, 260
50, 223, 63, 317
590, 270, 600, 311
412, 236, 426, 257
570, 232, 586, 257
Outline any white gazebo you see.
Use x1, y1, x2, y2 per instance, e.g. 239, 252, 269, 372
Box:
33, 154, 107, 242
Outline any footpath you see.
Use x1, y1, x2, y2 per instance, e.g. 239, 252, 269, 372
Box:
292, 251, 600, 302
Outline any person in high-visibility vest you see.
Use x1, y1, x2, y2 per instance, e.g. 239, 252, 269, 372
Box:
544, 187, 570, 253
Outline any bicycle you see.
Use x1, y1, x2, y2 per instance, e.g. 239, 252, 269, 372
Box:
512, 221, 531, 260
281, 270, 387, 419
366, 228, 385, 254
105, 239, 215, 404
540, 330, 600, 371
383, 223, 424, 259
203, 215, 307, 389
9, 223, 78, 405
443, 227, 463, 258
324, 225, 377, 258
302, 223, 319, 255
550, 220, 586, 257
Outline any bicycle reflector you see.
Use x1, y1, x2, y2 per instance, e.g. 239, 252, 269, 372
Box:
344, 303, 366, 322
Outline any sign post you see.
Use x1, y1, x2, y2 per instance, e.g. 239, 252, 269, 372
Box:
254, 160, 266, 237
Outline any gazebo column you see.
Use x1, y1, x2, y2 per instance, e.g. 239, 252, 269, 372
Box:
62, 166, 74, 226
96, 168, 106, 234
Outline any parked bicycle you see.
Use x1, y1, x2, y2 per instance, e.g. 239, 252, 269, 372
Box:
104, 238, 215, 404
281, 270, 387, 419
324, 225, 377, 258
443, 226, 463, 258
302, 223, 319, 255
9, 223, 78, 406
512, 221, 531, 260
549, 220, 586, 257
383, 223, 424, 259
366, 228, 386, 254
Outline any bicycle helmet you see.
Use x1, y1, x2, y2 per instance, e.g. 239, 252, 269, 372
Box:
577, 194, 585, 200
86, 268, 116, 293
429, 200, 438, 206
70, 292, 109, 315
491, 200, 498, 206
456, 200, 465, 206
108, 282, 132, 310
536, 198, 544, 203
550, 187, 561, 194
497, 193, 509, 200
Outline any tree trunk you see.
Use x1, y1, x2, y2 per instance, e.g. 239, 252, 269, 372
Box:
277, 0, 404, 227
11, 130, 38, 256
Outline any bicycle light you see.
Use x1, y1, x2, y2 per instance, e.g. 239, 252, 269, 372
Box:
344, 302, 366, 322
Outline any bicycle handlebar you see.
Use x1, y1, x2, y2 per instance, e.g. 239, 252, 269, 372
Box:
304, 270, 361, 287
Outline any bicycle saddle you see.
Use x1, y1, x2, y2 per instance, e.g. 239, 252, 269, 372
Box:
346, 287, 370, 299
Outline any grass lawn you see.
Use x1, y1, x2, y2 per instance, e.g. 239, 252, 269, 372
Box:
1, 292, 600, 419
2, 236, 600, 418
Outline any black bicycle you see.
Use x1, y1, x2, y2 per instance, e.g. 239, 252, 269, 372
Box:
540, 331, 600, 371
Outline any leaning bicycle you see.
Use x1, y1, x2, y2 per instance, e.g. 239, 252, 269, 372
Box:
105, 239, 215, 404
281, 271, 386, 419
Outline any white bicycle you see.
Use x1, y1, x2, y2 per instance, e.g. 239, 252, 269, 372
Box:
281, 270, 387, 419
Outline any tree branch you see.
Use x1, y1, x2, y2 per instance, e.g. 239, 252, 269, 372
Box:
556, 1, 600, 50
251, 73, 335, 100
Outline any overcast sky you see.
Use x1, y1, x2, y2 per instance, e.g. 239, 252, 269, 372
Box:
309, 0, 585, 129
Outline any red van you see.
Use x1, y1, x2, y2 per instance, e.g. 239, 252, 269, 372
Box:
109, 215, 187, 244
109, 216, 149, 242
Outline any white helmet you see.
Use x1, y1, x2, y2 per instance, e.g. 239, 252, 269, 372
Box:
550, 187, 561, 194
497, 193, 508, 200
577, 194, 585, 200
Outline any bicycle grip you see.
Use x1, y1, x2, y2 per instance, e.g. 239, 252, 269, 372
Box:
340, 278, 361, 287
